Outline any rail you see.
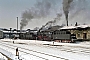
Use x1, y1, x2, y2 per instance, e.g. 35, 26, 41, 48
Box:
0, 48, 19, 60
0, 42, 68, 60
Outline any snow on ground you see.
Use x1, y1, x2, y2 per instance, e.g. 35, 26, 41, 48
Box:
77, 41, 90, 45
2, 38, 90, 46
3, 38, 90, 48
0, 53, 7, 60
0, 39, 90, 60
0, 47, 19, 60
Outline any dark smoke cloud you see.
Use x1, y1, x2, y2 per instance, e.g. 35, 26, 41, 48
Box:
45, 13, 62, 27
63, 0, 73, 26
20, 0, 57, 30
20, 10, 34, 29
39, 13, 62, 31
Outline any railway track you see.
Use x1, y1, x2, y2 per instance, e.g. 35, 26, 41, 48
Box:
0, 41, 68, 60
20, 40, 90, 55
2, 40, 90, 55
24, 41, 90, 55
42, 44, 90, 55
1, 40, 90, 60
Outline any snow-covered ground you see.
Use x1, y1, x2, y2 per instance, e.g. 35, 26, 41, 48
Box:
0, 53, 7, 60
0, 39, 90, 60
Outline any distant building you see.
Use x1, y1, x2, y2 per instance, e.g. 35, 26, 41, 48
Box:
59, 24, 90, 40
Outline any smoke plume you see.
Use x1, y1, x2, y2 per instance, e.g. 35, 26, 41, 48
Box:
45, 13, 62, 27
39, 13, 62, 31
20, 10, 34, 30
63, 0, 73, 26
20, 0, 57, 30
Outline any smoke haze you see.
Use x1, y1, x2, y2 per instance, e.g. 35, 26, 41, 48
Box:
69, 0, 90, 25
61, 0, 90, 26
45, 13, 62, 27
39, 13, 62, 31
63, 0, 73, 26
20, 0, 58, 30
20, 0, 90, 29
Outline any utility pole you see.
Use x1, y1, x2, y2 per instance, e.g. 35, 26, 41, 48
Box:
17, 17, 18, 33
16, 17, 19, 39
10, 28, 12, 39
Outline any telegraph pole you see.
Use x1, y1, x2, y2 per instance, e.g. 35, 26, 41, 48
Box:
17, 17, 18, 33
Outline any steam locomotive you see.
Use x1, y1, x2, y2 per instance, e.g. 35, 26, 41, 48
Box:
37, 30, 77, 43
19, 29, 77, 43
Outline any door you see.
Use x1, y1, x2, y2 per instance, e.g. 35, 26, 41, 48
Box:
83, 33, 87, 39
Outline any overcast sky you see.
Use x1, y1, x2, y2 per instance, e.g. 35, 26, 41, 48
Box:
0, 0, 90, 30
0, 0, 62, 29
0, 0, 37, 29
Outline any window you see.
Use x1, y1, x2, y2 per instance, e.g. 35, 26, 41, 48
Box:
77, 33, 80, 37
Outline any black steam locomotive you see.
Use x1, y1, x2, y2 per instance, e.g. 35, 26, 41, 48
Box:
19, 29, 76, 43
37, 30, 77, 43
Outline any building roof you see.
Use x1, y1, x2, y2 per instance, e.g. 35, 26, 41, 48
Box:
76, 25, 90, 28
59, 26, 76, 30
59, 24, 90, 30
